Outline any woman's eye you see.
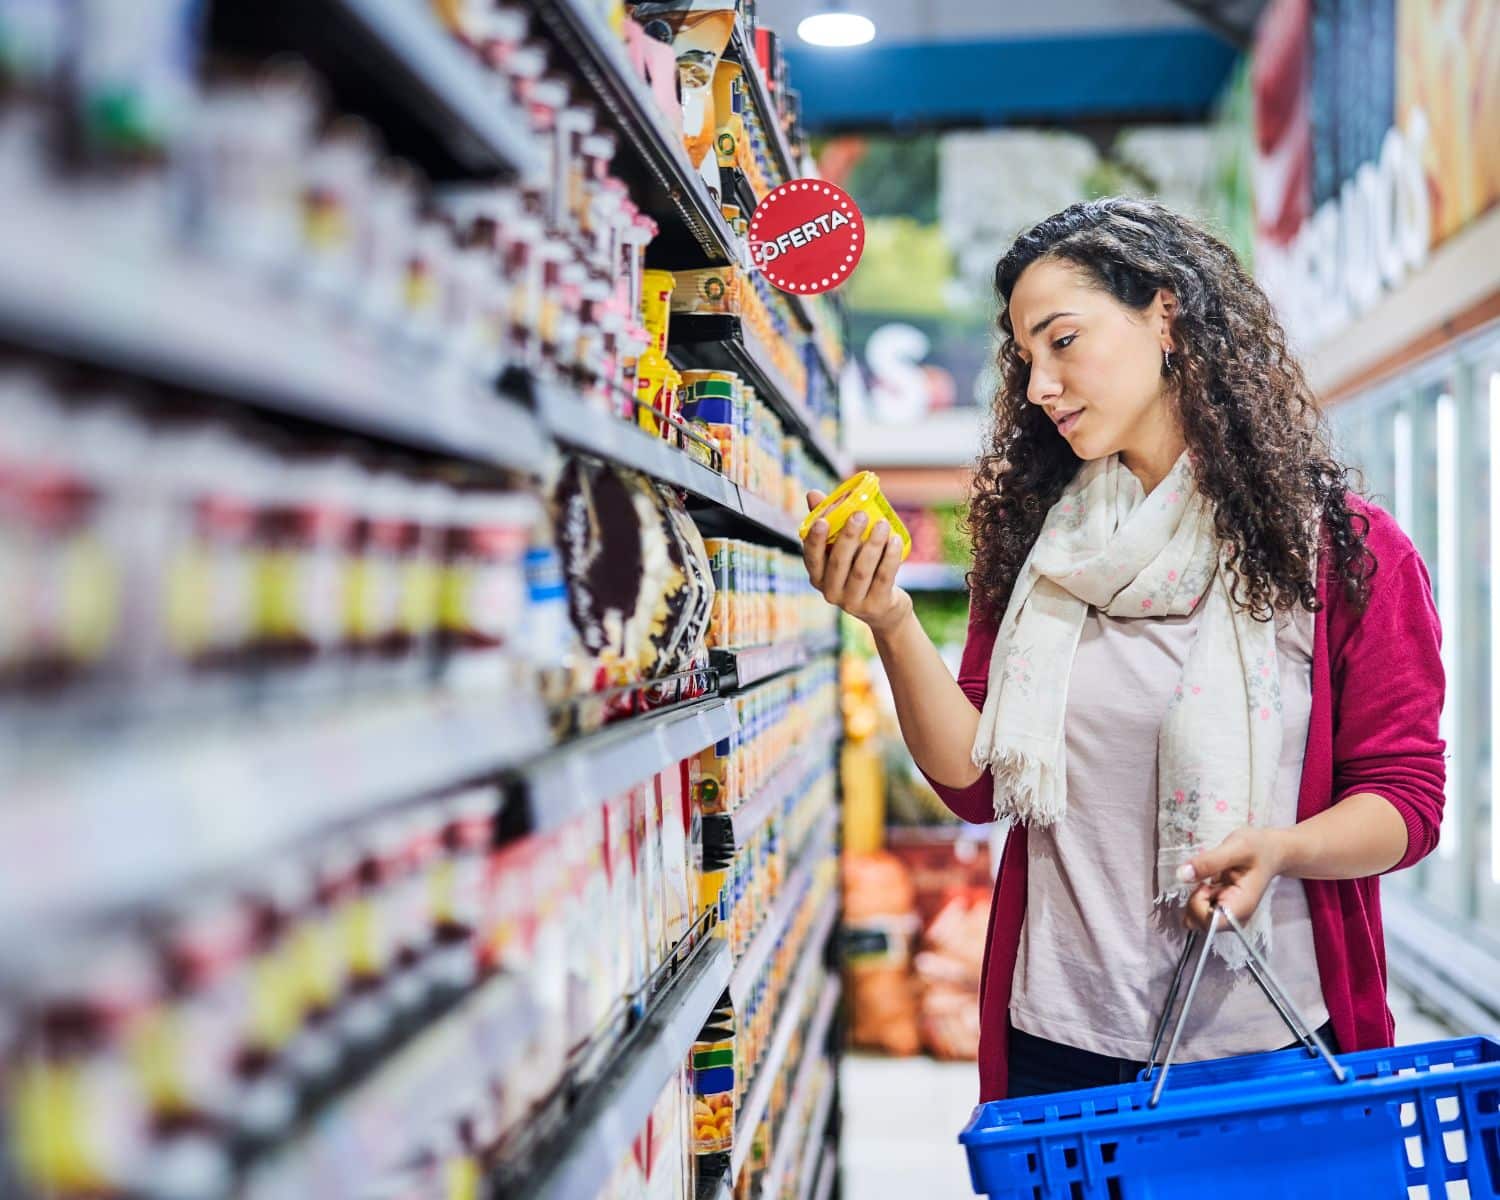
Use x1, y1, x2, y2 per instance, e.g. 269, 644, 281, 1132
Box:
1053, 334, 1077, 351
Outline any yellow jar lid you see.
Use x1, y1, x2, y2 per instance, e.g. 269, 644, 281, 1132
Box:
798, 471, 911, 561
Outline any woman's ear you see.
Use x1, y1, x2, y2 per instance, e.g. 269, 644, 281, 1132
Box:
1156, 288, 1179, 351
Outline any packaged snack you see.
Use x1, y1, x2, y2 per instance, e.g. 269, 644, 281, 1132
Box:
690, 990, 736, 1155
695, 723, 732, 816
627, 3, 736, 169
670, 266, 741, 316
712, 58, 745, 170
552, 458, 645, 691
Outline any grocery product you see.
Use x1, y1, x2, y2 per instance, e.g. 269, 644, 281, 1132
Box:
798, 471, 913, 560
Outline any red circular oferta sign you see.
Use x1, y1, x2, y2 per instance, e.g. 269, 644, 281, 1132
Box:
749, 180, 865, 296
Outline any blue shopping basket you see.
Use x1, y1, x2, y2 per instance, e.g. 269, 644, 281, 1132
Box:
960, 906, 1500, 1199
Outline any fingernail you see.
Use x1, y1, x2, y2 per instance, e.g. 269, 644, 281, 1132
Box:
810, 520, 828, 537
850, 512, 868, 527
1176, 864, 1196, 883
872, 520, 890, 540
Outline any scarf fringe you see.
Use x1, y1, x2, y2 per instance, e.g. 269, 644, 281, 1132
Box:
985, 748, 1066, 827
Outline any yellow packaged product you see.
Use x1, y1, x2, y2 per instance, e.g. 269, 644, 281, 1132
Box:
798, 471, 912, 560
634, 349, 671, 439
641, 269, 675, 340
712, 59, 744, 168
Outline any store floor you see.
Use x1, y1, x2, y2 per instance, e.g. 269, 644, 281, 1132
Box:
837, 982, 1456, 1199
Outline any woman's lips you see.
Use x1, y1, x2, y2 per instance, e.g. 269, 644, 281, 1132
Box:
1055, 409, 1083, 436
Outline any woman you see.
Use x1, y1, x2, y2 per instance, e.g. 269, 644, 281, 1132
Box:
802, 198, 1445, 1100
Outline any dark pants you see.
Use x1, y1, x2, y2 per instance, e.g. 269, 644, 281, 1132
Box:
1006, 1022, 1341, 1097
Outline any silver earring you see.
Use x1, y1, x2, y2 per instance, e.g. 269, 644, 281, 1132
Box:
1163, 348, 1174, 373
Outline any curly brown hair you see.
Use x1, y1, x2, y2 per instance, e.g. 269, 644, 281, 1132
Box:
967, 197, 1373, 622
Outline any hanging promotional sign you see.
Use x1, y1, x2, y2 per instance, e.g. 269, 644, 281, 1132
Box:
749, 180, 865, 296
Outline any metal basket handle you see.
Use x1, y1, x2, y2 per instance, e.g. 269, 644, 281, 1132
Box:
1142, 904, 1347, 1107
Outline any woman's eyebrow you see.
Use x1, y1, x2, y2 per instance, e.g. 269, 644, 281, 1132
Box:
1028, 311, 1079, 338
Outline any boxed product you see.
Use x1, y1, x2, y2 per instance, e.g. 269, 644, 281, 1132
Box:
636, 782, 666, 977
605, 790, 647, 1007
657, 763, 695, 952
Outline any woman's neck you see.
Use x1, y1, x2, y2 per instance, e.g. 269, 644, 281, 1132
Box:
1121, 433, 1188, 495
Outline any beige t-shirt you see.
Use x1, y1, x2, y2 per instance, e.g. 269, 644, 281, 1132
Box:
1009, 603, 1328, 1061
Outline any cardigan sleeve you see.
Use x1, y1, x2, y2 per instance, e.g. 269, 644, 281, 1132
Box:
1329, 545, 1447, 872
914, 604, 999, 824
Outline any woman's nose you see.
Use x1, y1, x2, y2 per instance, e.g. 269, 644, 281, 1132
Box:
1027, 364, 1061, 406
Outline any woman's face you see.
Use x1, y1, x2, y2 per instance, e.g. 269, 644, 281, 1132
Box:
1007, 257, 1179, 469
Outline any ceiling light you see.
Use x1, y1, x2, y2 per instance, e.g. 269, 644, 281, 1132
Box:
797, 4, 876, 47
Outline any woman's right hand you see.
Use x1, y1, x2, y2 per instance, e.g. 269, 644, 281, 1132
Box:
800, 489, 913, 634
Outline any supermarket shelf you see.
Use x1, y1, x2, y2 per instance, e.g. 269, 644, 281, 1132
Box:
519, 699, 737, 831
729, 811, 838, 1009
530, 0, 737, 266
322, 0, 541, 178
0, 202, 550, 475
897, 562, 969, 592
736, 489, 804, 547
670, 315, 850, 478
535, 384, 802, 549
537, 383, 740, 511
245, 973, 538, 1199
0, 691, 551, 944
725, 724, 840, 850
792, 1054, 839, 1200
727, 21, 798, 188
800, 311, 843, 392
759, 975, 842, 1200
810, 1145, 837, 1200
712, 631, 842, 693
520, 937, 733, 1200
730, 891, 839, 1180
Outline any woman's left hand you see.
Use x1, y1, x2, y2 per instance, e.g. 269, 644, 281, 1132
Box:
1178, 827, 1290, 931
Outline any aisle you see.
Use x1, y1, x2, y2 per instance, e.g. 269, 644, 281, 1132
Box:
840, 1054, 976, 1199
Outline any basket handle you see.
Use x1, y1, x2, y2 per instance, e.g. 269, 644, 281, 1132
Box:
1142, 903, 1347, 1108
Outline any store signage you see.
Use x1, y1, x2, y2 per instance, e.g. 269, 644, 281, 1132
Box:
749, 180, 865, 296
1250, 0, 1499, 350
1256, 111, 1433, 348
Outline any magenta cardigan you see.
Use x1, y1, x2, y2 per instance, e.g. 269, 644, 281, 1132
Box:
924, 495, 1447, 1101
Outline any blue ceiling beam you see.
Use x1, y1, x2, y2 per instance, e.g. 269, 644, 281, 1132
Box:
784, 29, 1239, 130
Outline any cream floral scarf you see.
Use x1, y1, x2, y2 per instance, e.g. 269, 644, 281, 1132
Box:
971, 452, 1283, 956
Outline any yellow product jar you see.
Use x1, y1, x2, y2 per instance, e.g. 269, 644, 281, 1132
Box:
798, 471, 911, 561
